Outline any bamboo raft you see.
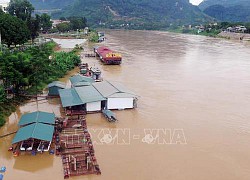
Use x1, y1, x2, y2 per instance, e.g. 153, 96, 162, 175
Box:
56, 117, 101, 179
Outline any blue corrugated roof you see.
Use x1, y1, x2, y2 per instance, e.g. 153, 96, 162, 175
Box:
75, 86, 105, 104
48, 81, 66, 88
18, 111, 55, 126
59, 88, 83, 108
59, 86, 105, 107
12, 123, 54, 144
70, 75, 94, 86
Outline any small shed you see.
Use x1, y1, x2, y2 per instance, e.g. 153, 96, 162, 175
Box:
48, 81, 66, 96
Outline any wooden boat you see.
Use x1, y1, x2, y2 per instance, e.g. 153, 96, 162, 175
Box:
79, 63, 90, 76
102, 110, 117, 122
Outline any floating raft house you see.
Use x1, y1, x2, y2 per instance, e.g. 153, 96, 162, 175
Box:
59, 79, 138, 114
12, 111, 55, 152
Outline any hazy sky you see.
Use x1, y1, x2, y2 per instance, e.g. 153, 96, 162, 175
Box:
190, 0, 203, 5
0, 0, 204, 6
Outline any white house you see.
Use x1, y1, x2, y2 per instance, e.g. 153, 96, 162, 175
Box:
58, 79, 138, 114
92, 81, 138, 110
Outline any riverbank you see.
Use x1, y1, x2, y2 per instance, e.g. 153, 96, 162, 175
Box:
218, 31, 250, 41
168, 28, 250, 42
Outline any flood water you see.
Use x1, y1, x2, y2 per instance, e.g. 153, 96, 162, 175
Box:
1, 30, 250, 180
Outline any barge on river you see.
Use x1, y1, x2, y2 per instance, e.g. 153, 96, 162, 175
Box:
94, 46, 122, 65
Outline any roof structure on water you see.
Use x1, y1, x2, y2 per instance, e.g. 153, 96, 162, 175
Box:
59, 88, 83, 108
48, 81, 66, 88
74, 82, 91, 87
59, 86, 105, 108
75, 86, 105, 104
18, 111, 55, 126
92, 81, 137, 98
70, 75, 94, 86
12, 123, 54, 144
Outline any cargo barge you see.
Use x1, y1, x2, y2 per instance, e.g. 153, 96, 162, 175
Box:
94, 46, 122, 65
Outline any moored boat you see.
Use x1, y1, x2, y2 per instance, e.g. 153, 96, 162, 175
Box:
94, 46, 122, 65
90, 67, 102, 82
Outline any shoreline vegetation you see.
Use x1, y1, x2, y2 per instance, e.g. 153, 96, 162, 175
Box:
0, 41, 81, 127
167, 22, 250, 40
169, 28, 250, 41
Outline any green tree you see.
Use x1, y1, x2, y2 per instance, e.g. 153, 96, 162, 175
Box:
68, 16, 87, 30
56, 22, 71, 32
0, 85, 6, 104
27, 14, 40, 43
40, 13, 52, 32
59, 17, 67, 21
0, 13, 30, 47
7, 0, 34, 21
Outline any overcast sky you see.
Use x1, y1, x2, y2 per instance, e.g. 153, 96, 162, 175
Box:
0, 0, 9, 3
190, 0, 203, 5
0, 0, 204, 6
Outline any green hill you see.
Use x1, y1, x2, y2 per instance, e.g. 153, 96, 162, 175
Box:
199, 0, 250, 10
49, 0, 211, 29
199, 0, 250, 22
203, 4, 250, 22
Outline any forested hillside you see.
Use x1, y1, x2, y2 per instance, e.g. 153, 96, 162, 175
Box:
52, 0, 210, 29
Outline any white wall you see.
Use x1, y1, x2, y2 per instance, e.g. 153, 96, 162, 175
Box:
107, 98, 134, 110
86, 101, 101, 112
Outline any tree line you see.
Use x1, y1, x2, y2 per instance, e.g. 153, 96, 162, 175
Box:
0, 42, 81, 126
0, 0, 89, 46
0, 0, 85, 126
0, 0, 53, 47
53, 17, 87, 33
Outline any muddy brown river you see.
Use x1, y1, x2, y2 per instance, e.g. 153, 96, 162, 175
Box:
1, 30, 250, 180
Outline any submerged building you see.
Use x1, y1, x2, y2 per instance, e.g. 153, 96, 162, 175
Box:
59, 80, 138, 114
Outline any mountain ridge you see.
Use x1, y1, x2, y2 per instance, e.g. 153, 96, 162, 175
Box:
28, 0, 212, 29
199, 0, 250, 22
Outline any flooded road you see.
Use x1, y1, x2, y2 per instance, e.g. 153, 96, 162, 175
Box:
1, 30, 250, 180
